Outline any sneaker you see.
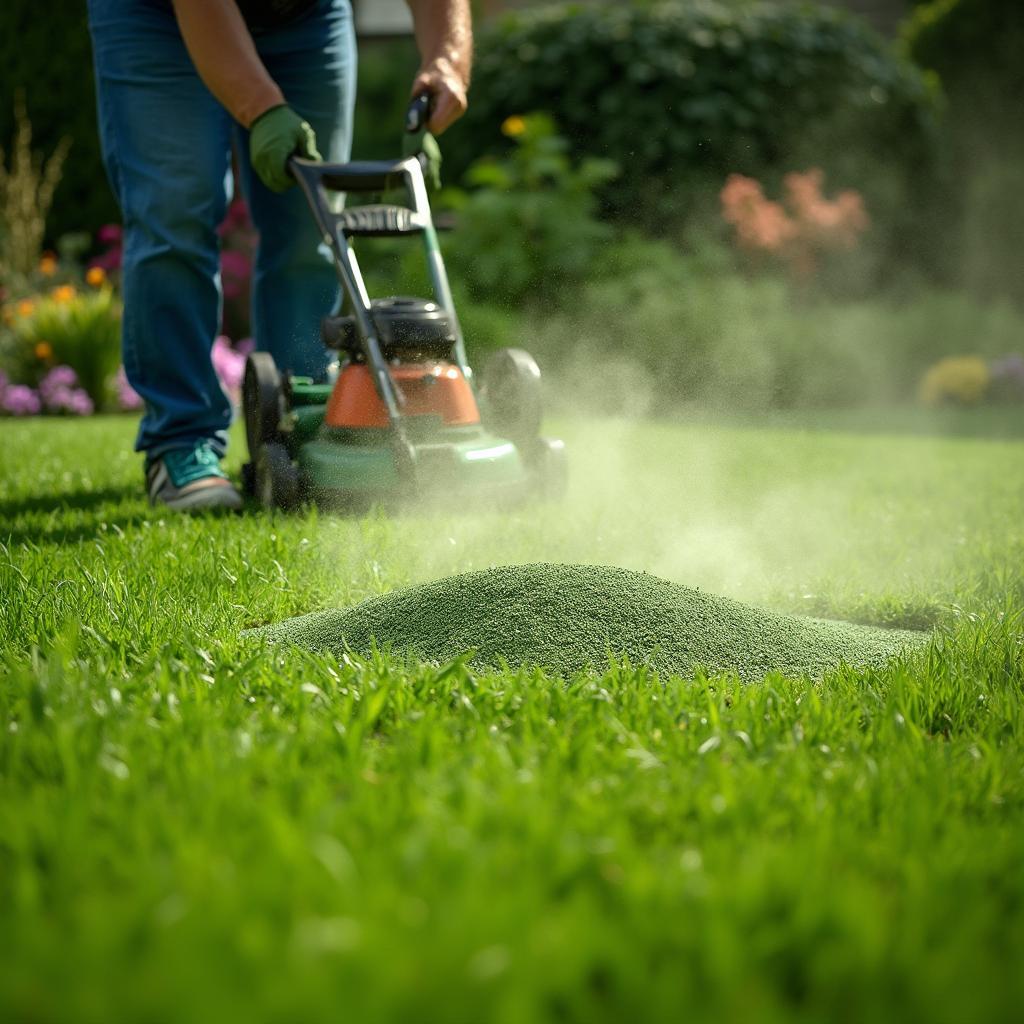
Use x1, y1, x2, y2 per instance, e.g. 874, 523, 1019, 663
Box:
146, 442, 243, 511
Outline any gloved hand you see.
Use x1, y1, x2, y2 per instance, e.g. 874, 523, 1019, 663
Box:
249, 105, 320, 192
402, 127, 442, 192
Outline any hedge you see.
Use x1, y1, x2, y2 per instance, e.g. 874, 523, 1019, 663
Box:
441, 0, 938, 260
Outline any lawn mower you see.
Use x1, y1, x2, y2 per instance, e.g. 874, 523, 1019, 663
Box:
241, 96, 566, 510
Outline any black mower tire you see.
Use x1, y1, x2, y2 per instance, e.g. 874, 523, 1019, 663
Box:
243, 352, 284, 459
255, 441, 300, 511
529, 436, 568, 502
480, 347, 543, 444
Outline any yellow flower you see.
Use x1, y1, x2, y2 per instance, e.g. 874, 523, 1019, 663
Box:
52, 283, 76, 304
918, 356, 990, 406
16, 298, 35, 318
39, 254, 58, 276
86, 266, 106, 287
35, 340, 53, 361
501, 115, 526, 138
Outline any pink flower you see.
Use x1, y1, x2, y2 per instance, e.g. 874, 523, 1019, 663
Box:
722, 169, 868, 277
89, 248, 123, 273
97, 224, 123, 245
218, 199, 252, 236
720, 174, 796, 252
220, 248, 252, 300
2, 385, 42, 416
212, 335, 247, 400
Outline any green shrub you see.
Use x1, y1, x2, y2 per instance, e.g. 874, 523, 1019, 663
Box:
902, 0, 1024, 302
439, 113, 617, 307
444, 0, 937, 254
1, 283, 122, 406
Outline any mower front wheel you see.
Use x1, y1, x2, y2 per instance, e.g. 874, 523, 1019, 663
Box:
255, 441, 300, 511
243, 352, 285, 458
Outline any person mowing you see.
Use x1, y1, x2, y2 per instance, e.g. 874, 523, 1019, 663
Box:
87, 0, 471, 510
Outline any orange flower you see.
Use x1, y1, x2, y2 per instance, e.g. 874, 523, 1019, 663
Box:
39, 253, 58, 276
52, 284, 76, 304
35, 340, 53, 360
86, 266, 106, 287
16, 298, 35, 318
501, 115, 526, 138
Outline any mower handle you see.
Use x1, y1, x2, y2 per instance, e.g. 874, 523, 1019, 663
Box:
405, 92, 432, 133
287, 94, 433, 194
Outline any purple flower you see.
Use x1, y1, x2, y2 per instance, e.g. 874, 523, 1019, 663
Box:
66, 389, 95, 416
2, 385, 42, 416
39, 365, 80, 402
115, 365, 143, 411
989, 352, 1024, 401
991, 353, 1024, 381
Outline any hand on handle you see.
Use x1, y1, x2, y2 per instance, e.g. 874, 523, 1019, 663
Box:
402, 94, 442, 192
250, 105, 320, 193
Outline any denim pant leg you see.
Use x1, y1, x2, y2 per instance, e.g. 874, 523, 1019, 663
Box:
88, 0, 233, 459
233, 0, 357, 380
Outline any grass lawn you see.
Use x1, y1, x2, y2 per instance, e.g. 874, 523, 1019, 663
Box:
2, 410, 1023, 1023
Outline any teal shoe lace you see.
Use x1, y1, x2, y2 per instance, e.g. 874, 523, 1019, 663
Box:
163, 442, 227, 488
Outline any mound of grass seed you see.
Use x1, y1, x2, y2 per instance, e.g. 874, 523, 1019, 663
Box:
246, 563, 928, 679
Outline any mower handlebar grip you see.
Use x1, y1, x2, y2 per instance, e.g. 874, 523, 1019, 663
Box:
405, 93, 432, 133
288, 156, 415, 194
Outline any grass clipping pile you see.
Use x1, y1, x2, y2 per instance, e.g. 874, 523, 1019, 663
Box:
247, 564, 927, 679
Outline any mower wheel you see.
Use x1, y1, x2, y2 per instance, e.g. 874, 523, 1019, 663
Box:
529, 436, 568, 502
240, 460, 256, 498
243, 352, 285, 459
255, 441, 300, 511
480, 347, 542, 444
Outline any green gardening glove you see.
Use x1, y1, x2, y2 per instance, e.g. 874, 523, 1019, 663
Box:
403, 127, 442, 192
249, 104, 321, 193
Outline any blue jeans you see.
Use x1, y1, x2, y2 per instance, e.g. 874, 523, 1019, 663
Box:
87, 0, 356, 460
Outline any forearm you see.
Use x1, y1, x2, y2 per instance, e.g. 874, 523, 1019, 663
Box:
406, 0, 473, 132
407, 0, 472, 83
170, 0, 283, 127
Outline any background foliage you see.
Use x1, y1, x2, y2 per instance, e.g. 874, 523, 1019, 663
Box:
902, 0, 1024, 302
445, 1, 938, 258
0, 5, 116, 246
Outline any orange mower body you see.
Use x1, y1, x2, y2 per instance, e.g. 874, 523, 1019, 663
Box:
325, 362, 480, 430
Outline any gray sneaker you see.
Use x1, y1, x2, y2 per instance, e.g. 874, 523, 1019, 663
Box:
146, 442, 243, 511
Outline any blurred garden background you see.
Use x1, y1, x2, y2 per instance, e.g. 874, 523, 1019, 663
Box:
1, 0, 1022, 419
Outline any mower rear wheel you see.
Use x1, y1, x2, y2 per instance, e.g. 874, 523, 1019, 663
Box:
480, 347, 543, 444
255, 441, 300, 511
243, 352, 284, 459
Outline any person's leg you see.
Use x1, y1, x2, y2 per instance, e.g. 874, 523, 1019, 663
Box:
234, 0, 357, 379
87, 0, 234, 460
